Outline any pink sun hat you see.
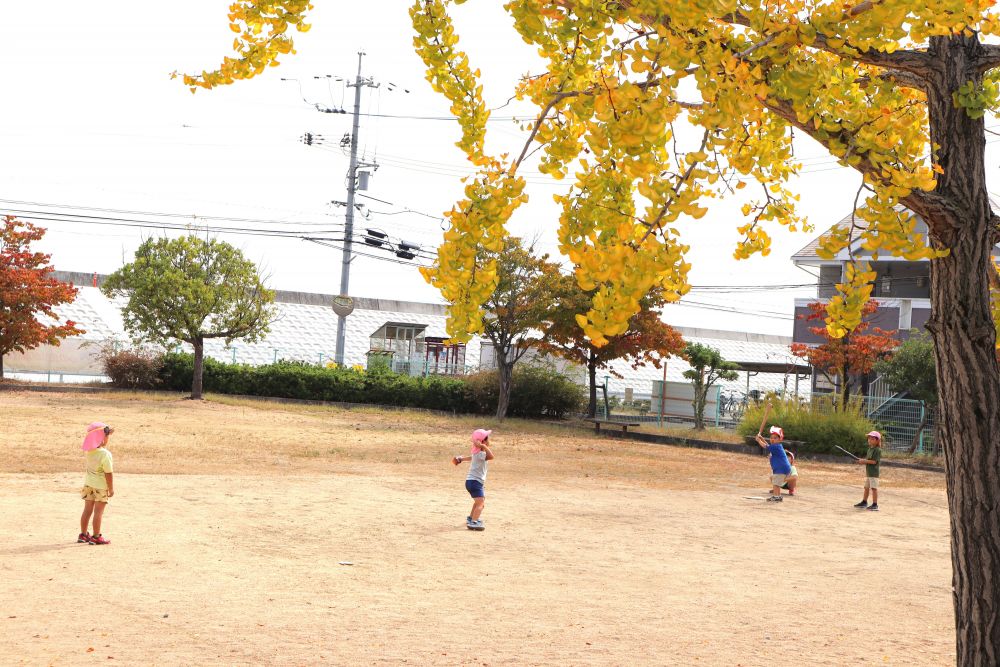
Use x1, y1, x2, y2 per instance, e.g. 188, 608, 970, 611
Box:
867, 430, 882, 441
471, 428, 492, 452
82, 422, 108, 451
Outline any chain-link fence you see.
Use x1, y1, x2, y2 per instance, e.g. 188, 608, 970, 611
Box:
808, 395, 936, 454
592, 386, 935, 453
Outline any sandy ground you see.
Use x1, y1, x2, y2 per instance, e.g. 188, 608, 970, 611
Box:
0, 391, 954, 665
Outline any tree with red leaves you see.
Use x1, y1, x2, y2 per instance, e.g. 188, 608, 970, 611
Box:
790, 300, 898, 410
0, 216, 83, 378
537, 277, 685, 418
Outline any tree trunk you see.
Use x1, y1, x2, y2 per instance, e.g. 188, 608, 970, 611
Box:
915, 34, 1000, 663
586, 353, 598, 418
692, 374, 705, 430
0, 354, 4, 379
496, 360, 513, 420
839, 356, 851, 411
191, 337, 205, 400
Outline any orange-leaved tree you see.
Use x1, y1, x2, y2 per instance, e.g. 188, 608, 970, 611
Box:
190, 2, 1000, 658
0, 216, 83, 378
479, 236, 564, 420
790, 300, 899, 410
536, 276, 684, 418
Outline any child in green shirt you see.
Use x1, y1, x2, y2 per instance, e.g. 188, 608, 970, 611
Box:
853, 430, 882, 512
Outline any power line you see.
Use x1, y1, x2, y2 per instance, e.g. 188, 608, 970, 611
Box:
0, 207, 345, 238
0, 206, 441, 270
670, 299, 796, 320
0, 198, 343, 228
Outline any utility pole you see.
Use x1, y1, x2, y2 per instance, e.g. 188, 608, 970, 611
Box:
334, 51, 378, 366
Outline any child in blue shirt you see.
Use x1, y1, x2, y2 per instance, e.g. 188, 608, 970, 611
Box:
755, 425, 791, 503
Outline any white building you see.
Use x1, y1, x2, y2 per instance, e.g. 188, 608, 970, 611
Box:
6, 272, 809, 403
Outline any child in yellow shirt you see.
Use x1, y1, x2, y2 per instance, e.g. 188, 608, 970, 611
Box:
79, 422, 115, 545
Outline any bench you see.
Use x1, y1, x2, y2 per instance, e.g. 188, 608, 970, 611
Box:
584, 418, 642, 433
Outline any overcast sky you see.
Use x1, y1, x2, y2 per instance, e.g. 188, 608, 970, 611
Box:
5, 1, 990, 337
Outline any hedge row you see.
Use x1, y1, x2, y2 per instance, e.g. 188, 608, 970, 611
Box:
155, 353, 583, 418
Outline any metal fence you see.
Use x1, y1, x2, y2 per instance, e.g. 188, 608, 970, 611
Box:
385, 358, 481, 377
4, 370, 108, 384
809, 394, 936, 454
594, 387, 936, 453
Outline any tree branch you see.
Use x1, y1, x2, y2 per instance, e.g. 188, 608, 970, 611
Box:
759, 93, 935, 223
809, 33, 932, 74
973, 44, 1000, 74
513, 90, 580, 172
869, 69, 928, 93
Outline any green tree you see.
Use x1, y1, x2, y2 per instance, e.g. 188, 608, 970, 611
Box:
480, 237, 563, 420
874, 330, 938, 453
682, 343, 739, 431
102, 236, 276, 399
537, 277, 684, 418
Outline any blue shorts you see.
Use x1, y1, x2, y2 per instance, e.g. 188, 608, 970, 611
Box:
465, 479, 485, 498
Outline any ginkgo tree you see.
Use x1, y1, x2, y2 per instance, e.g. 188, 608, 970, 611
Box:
190, 1, 1000, 659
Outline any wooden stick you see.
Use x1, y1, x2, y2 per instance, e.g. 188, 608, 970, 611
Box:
757, 402, 772, 437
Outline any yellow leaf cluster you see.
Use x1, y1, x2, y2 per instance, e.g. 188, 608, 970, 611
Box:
407, 1, 537, 341
181, 1, 312, 91
406, 0, 1000, 343
825, 261, 876, 339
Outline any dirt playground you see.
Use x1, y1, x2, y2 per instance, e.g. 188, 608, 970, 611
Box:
0, 390, 954, 665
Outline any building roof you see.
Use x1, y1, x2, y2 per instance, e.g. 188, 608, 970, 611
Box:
601, 326, 808, 398
792, 210, 864, 264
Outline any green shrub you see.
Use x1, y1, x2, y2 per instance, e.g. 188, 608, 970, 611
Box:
158, 354, 582, 417
507, 364, 584, 419
737, 395, 876, 456
462, 366, 583, 418
462, 370, 500, 414
159, 353, 469, 412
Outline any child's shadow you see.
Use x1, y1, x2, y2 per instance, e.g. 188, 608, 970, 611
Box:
0, 543, 81, 556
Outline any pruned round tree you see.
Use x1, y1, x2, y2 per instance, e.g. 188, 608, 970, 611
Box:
682, 342, 740, 430
102, 236, 276, 399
